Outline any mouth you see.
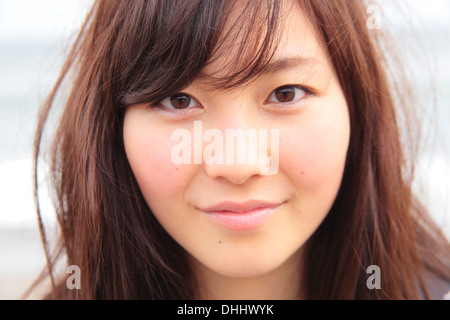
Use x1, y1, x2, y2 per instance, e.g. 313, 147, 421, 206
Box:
198, 200, 285, 231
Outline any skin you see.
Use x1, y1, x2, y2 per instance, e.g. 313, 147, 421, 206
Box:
123, 1, 350, 299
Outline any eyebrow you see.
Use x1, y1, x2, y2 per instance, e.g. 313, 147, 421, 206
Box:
195, 55, 322, 85
263, 56, 320, 74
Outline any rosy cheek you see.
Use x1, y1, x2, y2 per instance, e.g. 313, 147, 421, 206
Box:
142, 153, 181, 199
124, 126, 186, 201
279, 119, 349, 190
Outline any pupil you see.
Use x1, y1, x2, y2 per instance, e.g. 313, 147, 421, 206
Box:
171, 95, 190, 109
275, 87, 295, 102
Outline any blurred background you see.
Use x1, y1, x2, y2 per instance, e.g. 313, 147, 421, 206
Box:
0, 0, 449, 299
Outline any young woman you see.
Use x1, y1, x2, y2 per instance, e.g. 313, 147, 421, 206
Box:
32, 0, 450, 299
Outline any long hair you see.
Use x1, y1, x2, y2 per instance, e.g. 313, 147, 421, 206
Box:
32, 0, 450, 299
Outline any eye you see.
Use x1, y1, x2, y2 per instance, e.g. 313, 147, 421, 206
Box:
265, 85, 310, 104
158, 93, 201, 110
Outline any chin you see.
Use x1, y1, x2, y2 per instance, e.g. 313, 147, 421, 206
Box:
202, 251, 292, 279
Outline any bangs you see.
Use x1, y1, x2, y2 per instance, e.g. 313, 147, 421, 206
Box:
120, 0, 283, 106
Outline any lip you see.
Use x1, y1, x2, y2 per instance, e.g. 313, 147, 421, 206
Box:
198, 200, 285, 231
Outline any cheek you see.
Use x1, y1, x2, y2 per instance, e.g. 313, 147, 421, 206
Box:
280, 105, 350, 193
123, 118, 187, 203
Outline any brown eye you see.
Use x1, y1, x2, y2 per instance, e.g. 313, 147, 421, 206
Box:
170, 94, 191, 109
275, 87, 296, 102
266, 85, 308, 104
158, 93, 200, 110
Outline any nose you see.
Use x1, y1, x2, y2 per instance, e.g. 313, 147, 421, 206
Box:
205, 162, 263, 185
202, 126, 275, 184
201, 95, 277, 184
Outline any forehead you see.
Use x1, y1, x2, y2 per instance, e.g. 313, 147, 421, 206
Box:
199, 0, 329, 82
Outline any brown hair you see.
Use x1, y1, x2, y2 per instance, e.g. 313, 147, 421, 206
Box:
32, 0, 450, 299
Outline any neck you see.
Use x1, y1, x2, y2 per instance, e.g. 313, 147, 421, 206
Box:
191, 249, 304, 300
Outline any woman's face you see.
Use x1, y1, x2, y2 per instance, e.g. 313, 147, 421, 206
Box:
123, 2, 350, 280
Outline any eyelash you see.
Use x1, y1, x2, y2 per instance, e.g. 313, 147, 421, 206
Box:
151, 84, 316, 112
264, 85, 316, 106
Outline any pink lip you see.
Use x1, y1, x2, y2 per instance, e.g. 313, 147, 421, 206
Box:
198, 200, 285, 231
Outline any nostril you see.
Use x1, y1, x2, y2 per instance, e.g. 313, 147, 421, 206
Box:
204, 163, 262, 185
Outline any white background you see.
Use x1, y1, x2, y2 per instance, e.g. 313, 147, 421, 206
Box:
0, 0, 449, 299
